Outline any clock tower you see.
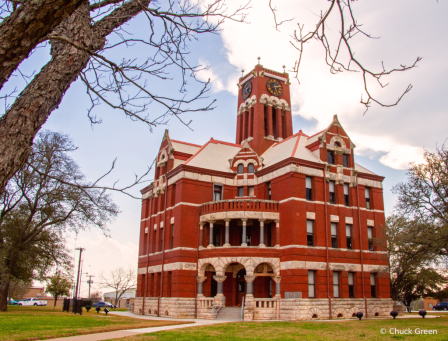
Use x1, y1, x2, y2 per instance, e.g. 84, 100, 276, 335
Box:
236, 64, 293, 155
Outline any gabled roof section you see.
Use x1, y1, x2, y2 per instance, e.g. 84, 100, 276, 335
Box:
184, 138, 242, 173
261, 131, 319, 168
355, 163, 377, 175
229, 140, 263, 167
171, 139, 201, 155
305, 115, 356, 149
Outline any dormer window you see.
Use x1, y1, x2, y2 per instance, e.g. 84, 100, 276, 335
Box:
327, 151, 335, 165
334, 142, 341, 147
237, 164, 244, 174
248, 163, 254, 173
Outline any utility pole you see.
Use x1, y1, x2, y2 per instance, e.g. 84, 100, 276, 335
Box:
85, 274, 94, 298
74, 248, 85, 304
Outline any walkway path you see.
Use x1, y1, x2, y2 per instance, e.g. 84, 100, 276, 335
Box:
45, 312, 236, 341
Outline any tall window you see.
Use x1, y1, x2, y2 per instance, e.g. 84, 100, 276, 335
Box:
248, 163, 254, 173
168, 271, 172, 297
267, 182, 271, 200
370, 273, 377, 298
365, 187, 371, 209
308, 270, 316, 298
237, 164, 244, 174
306, 176, 313, 201
238, 186, 244, 197
346, 225, 352, 249
170, 224, 174, 249
328, 151, 335, 165
331, 223, 338, 248
171, 184, 176, 206
348, 272, 355, 298
368, 227, 374, 251
213, 184, 222, 201
248, 186, 254, 196
160, 228, 164, 251
343, 154, 350, 167
333, 272, 340, 298
329, 181, 336, 204
344, 183, 350, 206
307, 220, 314, 246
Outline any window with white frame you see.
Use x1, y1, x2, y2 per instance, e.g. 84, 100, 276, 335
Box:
344, 183, 350, 206
306, 176, 313, 201
346, 225, 352, 249
237, 164, 244, 174
331, 223, 338, 248
308, 270, 316, 298
333, 272, 340, 298
365, 187, 371, 209
329, 181, 336, 204
307, 220, 314, 246
348, 272, 355, 298
368, 227, 374, 251
248, 163, 254, 173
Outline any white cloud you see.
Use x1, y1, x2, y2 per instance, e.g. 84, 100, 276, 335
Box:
198, 0, 447, 170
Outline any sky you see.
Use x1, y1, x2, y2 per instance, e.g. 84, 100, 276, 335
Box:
2, 0, 448, 296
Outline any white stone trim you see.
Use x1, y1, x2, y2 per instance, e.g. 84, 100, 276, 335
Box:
330, 215, 339, 223
138, 267, 148, 274
264, 72, 287, 83
145, 227, 148, 234
281, 261, 388, 273
306, 212, 315, 220
239, 73, 254, 84
170, 217, 175, 224
367, 219, 375, 227
198, 256, 280, 277
200, 211, 279, 222
346, 217, 353, 224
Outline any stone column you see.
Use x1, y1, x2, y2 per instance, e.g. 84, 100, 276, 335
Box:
274, 219, 280, 248
241, 218, 248, 247
213, 275, 227, 296
266, 105, 274, 138
224, 219, 231, 247
199, 222, 205, 249
259, 219, 266, 248
272, 276, 281, 297
208, 221, 215, 248
244, 275, 256, 295
196, 276, 207, 296
275, 107, 283, 139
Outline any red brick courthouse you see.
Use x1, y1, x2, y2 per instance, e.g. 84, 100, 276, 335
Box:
134, 64, 393, 320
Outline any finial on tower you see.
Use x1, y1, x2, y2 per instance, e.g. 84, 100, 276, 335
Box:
241, 69, 244, 77
257, 56, 261, 65
283, 65, 286, 73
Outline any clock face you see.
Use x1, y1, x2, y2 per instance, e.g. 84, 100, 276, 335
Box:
242, 80, 252, 100
266, 78, 283, 96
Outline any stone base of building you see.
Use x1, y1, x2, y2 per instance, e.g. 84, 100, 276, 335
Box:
134, 297, 393, 321
134, 297, 196, 318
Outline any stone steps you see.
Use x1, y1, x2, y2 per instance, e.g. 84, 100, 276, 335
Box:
215, 307, 243, 320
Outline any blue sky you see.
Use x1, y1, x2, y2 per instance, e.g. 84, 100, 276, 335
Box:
2, 0, 447, 295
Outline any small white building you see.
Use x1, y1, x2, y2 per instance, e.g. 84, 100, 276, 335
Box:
103, 288, 136, 308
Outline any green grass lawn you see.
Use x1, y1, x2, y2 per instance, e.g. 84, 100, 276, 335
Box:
0, 306, 186, 341
110, 314, 448, 341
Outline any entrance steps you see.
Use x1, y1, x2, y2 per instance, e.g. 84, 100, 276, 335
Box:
215, 307, 242, 321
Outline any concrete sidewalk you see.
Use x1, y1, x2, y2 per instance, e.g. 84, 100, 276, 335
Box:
45, 312, 235, 341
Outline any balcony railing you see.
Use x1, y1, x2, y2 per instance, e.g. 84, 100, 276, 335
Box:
200, 199, 279, 215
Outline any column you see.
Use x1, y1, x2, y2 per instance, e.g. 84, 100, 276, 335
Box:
266, 105, 274, 138
241, 218, 248, 247
249, 106, 254, 138
199, 222, 205, 249
259, 219, 266, 247
275, 219, 280, 248
237, 112, 243, 144
244, 275, 256, 295
272, 276, 281, 297
224, 219, 231, 247
284, 109, 293, 136
242, 110, 248, 141
196, 276, 207, 296
208, 221, 214, 248
275, 107, 283, 139
213, 276, 227, 296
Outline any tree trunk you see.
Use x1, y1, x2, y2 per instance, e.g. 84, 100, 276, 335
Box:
0, 0, 85, 90
0, 0, 149, 197
54, 294, 58, 310
0, 280, 10, 312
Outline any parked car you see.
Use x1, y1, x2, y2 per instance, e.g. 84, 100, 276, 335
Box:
433, 302, 448, 311
19, 298, 47, 306
8, 299, 19, 305
92, 301, 116, 308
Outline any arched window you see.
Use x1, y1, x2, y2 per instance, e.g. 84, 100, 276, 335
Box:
248, 163, 254, 173
237, 164, 244, 174
334, 141, 341, 147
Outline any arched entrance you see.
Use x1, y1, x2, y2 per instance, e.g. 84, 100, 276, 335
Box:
235, 268, 246, 306
222, 262, 246, 306
253, 263, 276, 298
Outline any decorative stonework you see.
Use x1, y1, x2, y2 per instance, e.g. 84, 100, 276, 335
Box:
198, 256, 280, 277
367, 219, 375, 227
306, 212, 315, 220
330, 215, 339, 222
200, 211, 279, 223
345, 217, 353, 224
238, 95, 257, 114
280, 261, 388, 273
259, 94, 291, 111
